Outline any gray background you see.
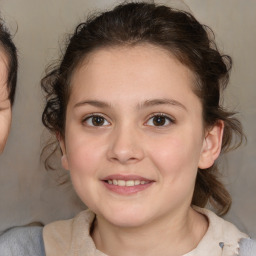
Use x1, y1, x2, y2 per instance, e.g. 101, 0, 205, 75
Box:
0, 0, 255, 236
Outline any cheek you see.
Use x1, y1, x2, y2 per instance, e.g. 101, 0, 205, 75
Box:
148, 130, 203, 178
65, 132, 105, 175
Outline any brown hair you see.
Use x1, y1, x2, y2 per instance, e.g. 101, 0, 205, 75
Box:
41, 2, 244, 215
0, 18, 18, 105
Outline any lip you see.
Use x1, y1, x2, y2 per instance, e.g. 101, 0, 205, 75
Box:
101, 174, 154, 195
102, 174, 152, 182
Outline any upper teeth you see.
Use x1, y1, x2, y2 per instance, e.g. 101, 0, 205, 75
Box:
107, 180, 148, 186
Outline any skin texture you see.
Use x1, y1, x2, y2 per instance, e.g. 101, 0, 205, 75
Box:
0, 50, 11, 154
60, 44, 224, 256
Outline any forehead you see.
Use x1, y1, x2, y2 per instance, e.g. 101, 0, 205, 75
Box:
70, 44, 197, 97
67, 44, 203, 119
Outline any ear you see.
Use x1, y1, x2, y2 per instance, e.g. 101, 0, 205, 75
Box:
198, 120, 224, 169
58, 135, 69, 170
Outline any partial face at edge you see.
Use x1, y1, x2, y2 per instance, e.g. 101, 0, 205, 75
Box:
0, 50, 11, 153
60, 44, 223, 227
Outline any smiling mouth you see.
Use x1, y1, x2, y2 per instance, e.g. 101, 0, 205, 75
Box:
102, 175, 154, 194
105, 179, 150, 187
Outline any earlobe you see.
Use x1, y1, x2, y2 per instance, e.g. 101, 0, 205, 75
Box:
198, 120, 224, 169
61, 154, 69, 170
59, 136, 69, 170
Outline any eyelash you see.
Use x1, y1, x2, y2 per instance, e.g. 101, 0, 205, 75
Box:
82, 113, 110, 127
82, 113, 175, 127
145, 113, 175, 127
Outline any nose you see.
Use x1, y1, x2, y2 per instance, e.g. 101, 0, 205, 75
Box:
107, 125, 145, 164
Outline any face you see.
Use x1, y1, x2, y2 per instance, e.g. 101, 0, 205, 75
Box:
61, 45, 222, 228
0, 50, 11, 154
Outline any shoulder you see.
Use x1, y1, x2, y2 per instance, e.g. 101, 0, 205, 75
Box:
43, 209, 95, 255
194, 207, 248, 239
239, 238, 256, 256
192, 206, 248, 255
0, 226, 45, 256
197, 207, 256, 256
43, 209, 94, 241
43, 215, 74, 252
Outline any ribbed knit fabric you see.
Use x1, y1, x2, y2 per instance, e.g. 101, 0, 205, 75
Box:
239, 238, 256, 256
0, 226, 45, 256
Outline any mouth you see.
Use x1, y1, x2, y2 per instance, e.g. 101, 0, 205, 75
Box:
104, 179, 150, 186
102, 175, 154, 195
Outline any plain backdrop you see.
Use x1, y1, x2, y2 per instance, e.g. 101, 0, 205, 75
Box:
0, 0, 255, 236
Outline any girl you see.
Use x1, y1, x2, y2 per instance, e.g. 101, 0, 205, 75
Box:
2, 2, 256, 256
40, 2, 255, 255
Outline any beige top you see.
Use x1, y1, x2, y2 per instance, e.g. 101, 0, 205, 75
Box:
43, 207, 248, 256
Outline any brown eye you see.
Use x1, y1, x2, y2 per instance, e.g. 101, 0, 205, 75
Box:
146, 114, 174, 127
84, 115, 110, 127
92, 116, 104, 126
153, 116, 166, 126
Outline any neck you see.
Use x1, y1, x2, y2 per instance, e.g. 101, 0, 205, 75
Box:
91, 207, 208, 256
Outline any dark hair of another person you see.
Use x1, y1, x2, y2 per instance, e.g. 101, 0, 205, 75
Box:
0, 19, 18, 105
41, 2, 244, 216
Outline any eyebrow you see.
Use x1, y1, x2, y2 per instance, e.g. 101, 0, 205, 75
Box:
74, 100, 111, 109
141, 98, 187, 111
74, 98, 187, 111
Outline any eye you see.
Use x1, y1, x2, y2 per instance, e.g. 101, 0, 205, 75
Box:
146, 114, 174, 127
83, 114, 110, 127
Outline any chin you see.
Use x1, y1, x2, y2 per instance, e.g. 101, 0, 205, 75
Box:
107, 215, 149, 228
98, 206, 154, 228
